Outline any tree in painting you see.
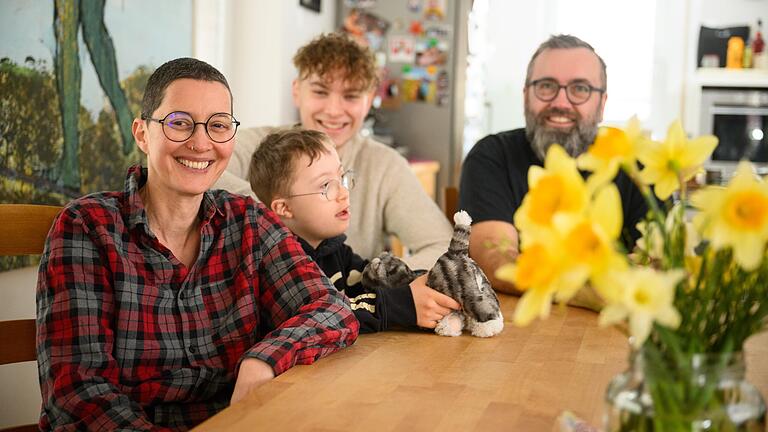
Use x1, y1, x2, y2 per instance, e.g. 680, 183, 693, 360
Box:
54, 0, 134, 190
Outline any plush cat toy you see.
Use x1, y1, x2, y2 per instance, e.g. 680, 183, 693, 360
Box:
362, 211, 504, 337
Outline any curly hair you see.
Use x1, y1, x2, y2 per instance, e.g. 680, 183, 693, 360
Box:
249, 128, 334, 205
293, 32, 379, 90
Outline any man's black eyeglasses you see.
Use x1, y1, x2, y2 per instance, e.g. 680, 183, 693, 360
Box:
141, 111, 240, 143
526, 78, 605, 105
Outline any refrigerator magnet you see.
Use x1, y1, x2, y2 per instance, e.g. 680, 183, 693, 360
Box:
436, 70, 449, 106
389, 36, 416, 63
409, 20, 425, 36
424, 0, 446, 21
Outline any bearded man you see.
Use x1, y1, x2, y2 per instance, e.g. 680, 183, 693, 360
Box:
458, 34, 647, 295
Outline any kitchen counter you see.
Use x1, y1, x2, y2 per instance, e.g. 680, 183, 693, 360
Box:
696, 67, 768, 88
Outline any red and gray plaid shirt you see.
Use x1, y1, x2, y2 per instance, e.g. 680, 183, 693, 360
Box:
36, 166, 359, 431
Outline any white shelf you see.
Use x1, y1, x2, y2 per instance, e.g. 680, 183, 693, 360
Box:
695, 68, 768, 88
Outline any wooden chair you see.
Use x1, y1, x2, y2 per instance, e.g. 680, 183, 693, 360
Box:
0, 204, 63, 432
443, 186, 459, 223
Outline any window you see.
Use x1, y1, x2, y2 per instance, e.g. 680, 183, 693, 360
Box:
553, 0, 658, 125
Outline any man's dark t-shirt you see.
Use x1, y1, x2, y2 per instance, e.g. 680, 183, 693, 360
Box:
459, 128, 647, 248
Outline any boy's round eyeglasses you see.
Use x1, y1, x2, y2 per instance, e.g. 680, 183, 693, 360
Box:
141, 111, 240, 143
526, 78, 605, 105
287, 170, 356, 201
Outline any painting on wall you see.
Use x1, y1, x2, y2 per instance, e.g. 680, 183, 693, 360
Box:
0, 0, 192, 270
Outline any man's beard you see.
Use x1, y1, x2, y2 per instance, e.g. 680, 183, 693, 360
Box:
524, 103, 601, 161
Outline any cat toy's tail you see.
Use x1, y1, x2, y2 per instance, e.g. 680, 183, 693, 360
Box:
448, 210, 472, 256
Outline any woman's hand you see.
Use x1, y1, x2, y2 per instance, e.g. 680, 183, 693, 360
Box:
230, 358, 275, 405
409, 274, 461, 328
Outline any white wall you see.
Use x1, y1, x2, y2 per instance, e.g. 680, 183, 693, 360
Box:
699, 0, 766, 27
648, 1, 689, 138
484, 1, 554, 134
0, 266, 41, 429
193, 0, 337, 128
483, 0, 688, 140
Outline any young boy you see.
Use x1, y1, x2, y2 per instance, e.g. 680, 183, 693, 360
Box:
249, 128, 458, 332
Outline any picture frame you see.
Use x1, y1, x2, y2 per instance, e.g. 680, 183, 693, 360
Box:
299, 0, 321, 13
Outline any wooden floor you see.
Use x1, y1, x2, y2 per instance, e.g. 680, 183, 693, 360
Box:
194, 295, 768, 432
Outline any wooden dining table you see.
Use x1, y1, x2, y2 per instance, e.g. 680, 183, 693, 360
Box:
193, 295, 768, 432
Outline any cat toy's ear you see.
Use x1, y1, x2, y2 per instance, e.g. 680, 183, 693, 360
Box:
453, 210, 472, 226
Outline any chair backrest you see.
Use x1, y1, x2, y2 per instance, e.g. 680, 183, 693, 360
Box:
443, 186, 459, 223
0, 204, 62, 256
0, 204, 62, 432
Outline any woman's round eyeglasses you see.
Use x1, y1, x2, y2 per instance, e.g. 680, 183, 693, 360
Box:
141, 111, 240, 143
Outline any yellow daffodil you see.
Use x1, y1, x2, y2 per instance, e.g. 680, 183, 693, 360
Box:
504, 115, 768, 392
692, 161, 768, 270
599, 268, 683, 348
635, 202, 699, 262
514, 145, 588, 237
578, 116, 645, 187
590, 270, 626, 306
553, 185, 627, 302
635, 219, 663, 260
634, 221, 702, 289
675, 207, 702, 279
637, 120, 718, 200
497, 241, 565, 326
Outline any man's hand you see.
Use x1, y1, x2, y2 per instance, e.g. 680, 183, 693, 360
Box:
409, 273, 461, 328
469, 220, 522, 295
230, 358, 275, 405
567, 284, 605, 312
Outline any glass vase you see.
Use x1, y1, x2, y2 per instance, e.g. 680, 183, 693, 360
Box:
604, 349, 766, 431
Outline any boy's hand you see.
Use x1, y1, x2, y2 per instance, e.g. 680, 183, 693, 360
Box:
230, 358, 275, 405
409, 274, 461, 328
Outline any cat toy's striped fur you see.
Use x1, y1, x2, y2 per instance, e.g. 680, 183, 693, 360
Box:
362, 211, 503, 337
428, 211, 503, 337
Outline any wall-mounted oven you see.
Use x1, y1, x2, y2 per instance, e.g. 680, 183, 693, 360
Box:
700, 87, 768, 181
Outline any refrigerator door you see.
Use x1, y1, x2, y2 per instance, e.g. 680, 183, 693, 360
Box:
337, 0, 470, 201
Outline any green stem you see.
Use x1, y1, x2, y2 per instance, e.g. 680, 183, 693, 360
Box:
625, 168, 668, 245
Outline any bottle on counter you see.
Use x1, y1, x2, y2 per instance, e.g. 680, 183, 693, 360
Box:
754, 19, 767, 69
743, 44, 753, 68
726, 36, 745, 69
754, 19, 765, 54
743, 29, 753, 68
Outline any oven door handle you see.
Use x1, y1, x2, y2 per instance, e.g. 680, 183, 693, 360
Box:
711, 106, 768, 116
